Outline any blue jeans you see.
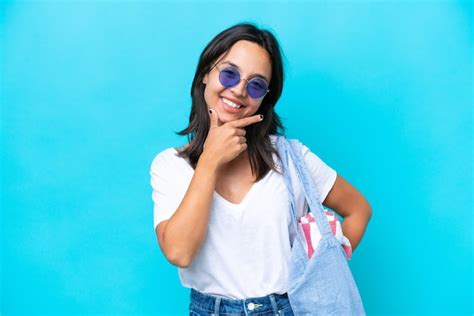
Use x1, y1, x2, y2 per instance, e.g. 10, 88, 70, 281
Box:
189, 288, 295, 315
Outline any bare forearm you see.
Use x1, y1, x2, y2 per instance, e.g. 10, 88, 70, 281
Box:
341, 208, 371, 252
162, 154, 219, 266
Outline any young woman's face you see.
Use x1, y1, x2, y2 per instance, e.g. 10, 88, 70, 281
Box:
202, 40, 272, 125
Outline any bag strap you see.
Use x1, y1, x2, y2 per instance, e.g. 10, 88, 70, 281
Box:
275, 135, 299, 244
276, 135, 333, 239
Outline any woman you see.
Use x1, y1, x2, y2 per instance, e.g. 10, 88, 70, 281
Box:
150, 23, 372, 315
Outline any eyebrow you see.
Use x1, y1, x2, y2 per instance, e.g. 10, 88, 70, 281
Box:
220, 61, 269, 82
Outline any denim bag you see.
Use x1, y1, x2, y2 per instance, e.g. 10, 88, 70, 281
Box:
276, 136, 366, 315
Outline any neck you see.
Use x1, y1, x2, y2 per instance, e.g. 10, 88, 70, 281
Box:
223, 150, 249, 169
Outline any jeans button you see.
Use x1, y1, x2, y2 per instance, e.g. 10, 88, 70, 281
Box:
247, 302, 255, 310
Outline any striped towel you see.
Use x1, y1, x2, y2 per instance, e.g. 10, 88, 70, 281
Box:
298, 210, 352, 260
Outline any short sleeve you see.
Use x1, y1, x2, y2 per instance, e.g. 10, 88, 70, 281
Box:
300, 143, 338, 204
150, 150, 184, 230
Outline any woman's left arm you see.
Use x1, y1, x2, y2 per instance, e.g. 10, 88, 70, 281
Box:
322, 174, 372, 252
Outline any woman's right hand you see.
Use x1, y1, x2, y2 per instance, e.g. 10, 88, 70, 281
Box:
202, 108, 264, 168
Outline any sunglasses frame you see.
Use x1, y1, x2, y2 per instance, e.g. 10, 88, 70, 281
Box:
212, 63, 270, 99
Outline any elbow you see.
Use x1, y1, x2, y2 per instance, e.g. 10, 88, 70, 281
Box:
155, 221, 196, 268
165, 251, 192, 268
350, 198, 372, 221
158, 236, 193, 268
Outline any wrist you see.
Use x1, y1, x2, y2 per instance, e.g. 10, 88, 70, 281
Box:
197, 152, 220, 173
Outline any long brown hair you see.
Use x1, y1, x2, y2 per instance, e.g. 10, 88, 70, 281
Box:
175, 23, 286, 181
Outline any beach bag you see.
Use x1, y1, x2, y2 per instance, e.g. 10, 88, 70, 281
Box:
299, 210, 352, 260
276, 136, 366, 315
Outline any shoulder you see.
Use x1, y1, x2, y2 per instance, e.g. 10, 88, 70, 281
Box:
282, 136, 330, 164
150, 147, 181, 172
269, 135, 308, 153
268, 135, 327, 160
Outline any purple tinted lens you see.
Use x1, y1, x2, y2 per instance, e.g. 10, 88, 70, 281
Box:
219, 67, 240, 87
247, 78, 268, 99
218, 66, 268, 99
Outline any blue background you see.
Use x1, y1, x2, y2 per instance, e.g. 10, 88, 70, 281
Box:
1, 1, 472, 315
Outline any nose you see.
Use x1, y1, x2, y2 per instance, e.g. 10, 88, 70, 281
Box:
230, 79, 248, 98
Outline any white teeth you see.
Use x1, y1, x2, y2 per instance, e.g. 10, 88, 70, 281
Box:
222, 98, 242, 109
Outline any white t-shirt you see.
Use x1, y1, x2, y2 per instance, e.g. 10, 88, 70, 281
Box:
150, 135, 337, 299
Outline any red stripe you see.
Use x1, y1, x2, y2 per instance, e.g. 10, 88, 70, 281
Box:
329, 220, 337, 235
301, 222, 314, 258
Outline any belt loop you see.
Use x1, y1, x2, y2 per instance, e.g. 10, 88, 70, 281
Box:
268, 294, 279, 314
213, 297, 221, 315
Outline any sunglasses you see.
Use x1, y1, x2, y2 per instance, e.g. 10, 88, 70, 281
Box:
214, 64, 270, 99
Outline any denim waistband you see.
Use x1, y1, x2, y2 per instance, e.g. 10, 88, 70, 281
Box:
189, 288, 291, 315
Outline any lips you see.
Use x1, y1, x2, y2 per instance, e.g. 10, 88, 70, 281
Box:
220, 96, 245, 108
220, 97, 245, 113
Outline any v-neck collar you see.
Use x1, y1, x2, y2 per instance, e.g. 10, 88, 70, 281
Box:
171, 147, 271, 210
212, 180, 260, 210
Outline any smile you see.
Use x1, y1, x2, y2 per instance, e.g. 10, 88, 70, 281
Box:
222, 97, 243, 109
